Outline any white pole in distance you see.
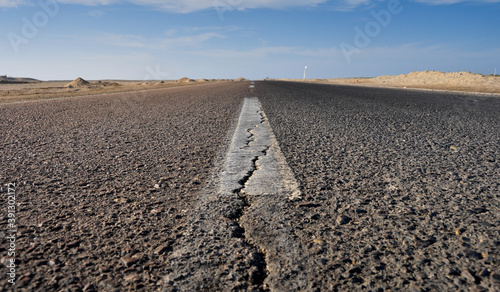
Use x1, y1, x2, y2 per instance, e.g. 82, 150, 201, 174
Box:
303, 66, 307, 80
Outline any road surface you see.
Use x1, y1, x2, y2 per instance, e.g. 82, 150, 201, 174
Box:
0, 81, 499, 291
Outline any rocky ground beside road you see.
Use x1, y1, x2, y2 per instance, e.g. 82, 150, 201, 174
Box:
0, 82, 248, 291
257, 82, 500, 291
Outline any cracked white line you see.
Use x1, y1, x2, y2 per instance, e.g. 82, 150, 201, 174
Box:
220, 97, 307, 291
220, 97, 301, 200
164, 97, 306, 291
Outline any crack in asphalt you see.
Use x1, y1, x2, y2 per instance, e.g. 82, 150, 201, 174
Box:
226, 98, 308, 291
232, 124, 271, 287
225, 105, 272, 289
164, 97, 305, 291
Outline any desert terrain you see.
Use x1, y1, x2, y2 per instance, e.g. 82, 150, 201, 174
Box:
1, 71, 499, 105
281, 71, 500, 95
0, 77, 245, 104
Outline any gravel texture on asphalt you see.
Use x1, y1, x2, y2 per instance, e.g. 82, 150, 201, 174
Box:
1, 80, 499, 292
0, 82, 249, 291
163, 98, 306, 292
256, 81, 500, 291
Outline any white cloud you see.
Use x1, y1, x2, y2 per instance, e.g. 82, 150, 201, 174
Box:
194, 46, 301, 59
58, 0, 117, 5
414, 0, 500, 4
95, 0, 327, 13
157, 32, 224, 48
331, 0, 500, 11
94, 33, 147, 48
0, 0, 328, 11
87, 10, 105, 17
0, 0, 27, 7
2, 0, 499, 11
330, 0, 372, 11
76, 31, 224, 49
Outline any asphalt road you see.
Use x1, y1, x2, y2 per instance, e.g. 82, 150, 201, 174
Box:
1, 81, 499, 291
257, 82, 499, 291
0, 82, 248, 291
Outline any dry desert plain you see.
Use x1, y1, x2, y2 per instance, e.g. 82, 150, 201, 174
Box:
1, 71, 500, 104
0, 77, 244, 104
280, 71, 500, 95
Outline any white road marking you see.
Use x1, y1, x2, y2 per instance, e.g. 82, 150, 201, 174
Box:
220, 97, 301, 200
165, 97, 306, 291
219, 97, 307, 290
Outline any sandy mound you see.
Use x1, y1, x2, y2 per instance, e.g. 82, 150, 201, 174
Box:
235, 77, 246, 81
374, 71, 498, 87
302, 71, 500, 94
177, 77, 195, 83
65, 77, 90, 88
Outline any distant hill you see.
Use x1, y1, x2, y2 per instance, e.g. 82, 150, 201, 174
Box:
0, 75, 40, 83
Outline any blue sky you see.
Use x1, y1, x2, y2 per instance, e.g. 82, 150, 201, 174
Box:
1, 0, 499, 80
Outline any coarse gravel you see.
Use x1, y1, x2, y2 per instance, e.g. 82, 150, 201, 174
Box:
0, 82, 249, 291
1, 80, 499, 291
256, 81, 500, 291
